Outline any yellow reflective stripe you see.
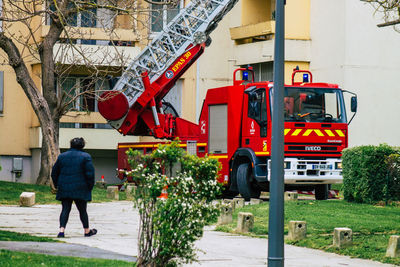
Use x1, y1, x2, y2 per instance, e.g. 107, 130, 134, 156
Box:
314, 129, 324, 137
209, 155, 228, 159
284, 129, 291, 136
336, 130, 345, 137
197, 143, 207, 147
255, 152, 270, 156
325, 130, 335, 137
292, 129, 302, 136
303, 129, 313, 136
118, 144, 157, 148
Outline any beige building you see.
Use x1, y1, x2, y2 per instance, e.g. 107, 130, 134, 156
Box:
1, 0, 399, 183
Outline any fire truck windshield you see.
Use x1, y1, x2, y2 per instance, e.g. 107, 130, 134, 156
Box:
282, 87, 346, 123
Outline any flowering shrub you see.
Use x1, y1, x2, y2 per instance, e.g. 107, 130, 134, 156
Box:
126, 141, 221, 267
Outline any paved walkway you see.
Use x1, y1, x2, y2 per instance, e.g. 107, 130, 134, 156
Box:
0, 201, 397, 267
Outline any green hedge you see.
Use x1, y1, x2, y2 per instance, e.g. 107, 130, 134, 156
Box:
342, 144, 400, 204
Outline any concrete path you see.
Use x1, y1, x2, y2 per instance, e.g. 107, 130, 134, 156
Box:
0, 201, 396, 267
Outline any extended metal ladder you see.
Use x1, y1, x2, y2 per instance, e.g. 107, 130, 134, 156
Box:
112, 0, 238, 107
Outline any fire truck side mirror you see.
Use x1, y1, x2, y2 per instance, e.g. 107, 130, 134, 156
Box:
351, 96, 357, 113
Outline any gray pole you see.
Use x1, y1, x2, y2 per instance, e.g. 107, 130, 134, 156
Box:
268, 0, 285, 266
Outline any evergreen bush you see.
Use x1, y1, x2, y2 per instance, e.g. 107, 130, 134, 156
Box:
342, 144, 400, 204
125, 141, 221, 267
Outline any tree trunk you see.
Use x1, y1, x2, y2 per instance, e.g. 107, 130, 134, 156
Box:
0, 32, 60, 187
36, 123, 59, 187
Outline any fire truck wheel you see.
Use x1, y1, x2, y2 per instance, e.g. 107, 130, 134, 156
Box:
315, 184, 328, 200
237, 163, 261, 201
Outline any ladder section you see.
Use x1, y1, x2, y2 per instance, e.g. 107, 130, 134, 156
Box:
113, 0, 239, 108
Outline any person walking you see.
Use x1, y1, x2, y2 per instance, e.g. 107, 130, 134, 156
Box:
51, 137, 97, 238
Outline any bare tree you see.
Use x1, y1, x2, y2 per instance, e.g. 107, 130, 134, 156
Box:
362, 0, 400, 29
0, 0, 175, 185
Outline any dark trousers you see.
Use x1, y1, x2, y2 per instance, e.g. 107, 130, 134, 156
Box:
59, 199, 89, 229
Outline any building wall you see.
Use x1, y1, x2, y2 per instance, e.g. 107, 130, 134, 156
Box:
310, 0, 400, 147
0, 66, 34, 157
0, 2, 142, 183
0, 156, 33, 183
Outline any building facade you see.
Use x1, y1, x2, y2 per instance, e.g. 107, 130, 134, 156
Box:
1, 0, 399, 184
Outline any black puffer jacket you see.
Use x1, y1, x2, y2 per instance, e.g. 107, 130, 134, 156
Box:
51, 148, 95, 201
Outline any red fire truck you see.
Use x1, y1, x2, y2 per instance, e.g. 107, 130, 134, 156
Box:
98, 0, 357, 200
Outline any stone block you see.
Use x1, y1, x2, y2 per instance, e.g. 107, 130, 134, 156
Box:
236, 212, 254, 233
107, 186, 119, 200
260, 192, 270, 200
288, 221, 307, 241
125, 185, 136, 200
333, 227, 352, 248
386, 235, 400, 258
233, 197, 245, 209
217, 205, 233, 225
20, 192, 35, 207
95, 181, 106, 189
223, 199, 235, 210
250, 198, 262, 205
284, 192, 298, 201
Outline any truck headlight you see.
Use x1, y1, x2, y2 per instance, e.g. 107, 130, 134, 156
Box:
335, 162, 342, 170
284, 162, 291, 169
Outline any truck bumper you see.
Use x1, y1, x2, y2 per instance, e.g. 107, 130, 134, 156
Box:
267, 157, 343, 184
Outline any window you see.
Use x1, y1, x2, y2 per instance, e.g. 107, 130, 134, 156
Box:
58, 76, 112, 129
246, 87, 268, 137
242, 62, 273, 82
247, 88, 267, 123
283, 88, 346, 123
47, 1, 97, 28
0, 71, 4, 114
151, 0, 182, 32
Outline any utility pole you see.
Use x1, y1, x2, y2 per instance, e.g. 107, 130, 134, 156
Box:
268, 0, 285, 266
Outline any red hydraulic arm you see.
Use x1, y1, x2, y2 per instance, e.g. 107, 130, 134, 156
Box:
98, 44, 204, 139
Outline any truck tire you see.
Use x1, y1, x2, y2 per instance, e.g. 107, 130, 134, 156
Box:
315, 184, 328, 200
237, 163, 260, 201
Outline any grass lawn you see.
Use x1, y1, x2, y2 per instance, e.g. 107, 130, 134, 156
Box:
0, 181, 127, 205
216, 199, 400, 266
0, 230, 57, 242
0, 250, 134, 267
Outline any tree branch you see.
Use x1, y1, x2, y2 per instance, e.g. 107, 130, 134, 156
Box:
377, 18, 400, 26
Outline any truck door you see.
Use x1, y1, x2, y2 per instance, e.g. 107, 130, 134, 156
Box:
242, 87, 269, 153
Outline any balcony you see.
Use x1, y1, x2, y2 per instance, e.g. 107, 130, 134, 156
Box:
30, 112, 139, 150
229, 20, 310, 66
37, 25, 140, 67
230, 21, 275, 43
53, 43, 140, 67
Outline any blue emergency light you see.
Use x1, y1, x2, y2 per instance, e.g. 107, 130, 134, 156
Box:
242, 71, 249, 81
303, 73, 309, 83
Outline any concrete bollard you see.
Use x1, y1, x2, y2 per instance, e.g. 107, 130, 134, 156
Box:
19, 192, 35, 207
217, 205, 233, 225
233, 197, 245, 209
288, 221, 307, 241
95, 181, 106, 189
125, 185, 136, 200
223, 199, 235, 210
107, 186, 119, 200
236, 212, 254, 233
250, 198, 262, 205
386, 235, 400, 258
333, 227, 353, 248
284, 192, 298, 201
